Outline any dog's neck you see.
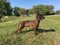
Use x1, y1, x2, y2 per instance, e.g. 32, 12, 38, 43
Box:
35, 14, 41, 26
36, 19, 40, 24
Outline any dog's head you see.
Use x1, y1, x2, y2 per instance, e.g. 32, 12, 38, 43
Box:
36, 14, 45, 20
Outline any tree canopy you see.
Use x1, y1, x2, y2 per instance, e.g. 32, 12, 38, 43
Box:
29, 5, 55, 15
0, 0, 59, 17
0, 0, 12, 16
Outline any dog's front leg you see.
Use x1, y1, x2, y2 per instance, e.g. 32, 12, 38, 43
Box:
34, 28, 37, 35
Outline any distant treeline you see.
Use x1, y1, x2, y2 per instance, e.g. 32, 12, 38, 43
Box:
0, 0, 60, 17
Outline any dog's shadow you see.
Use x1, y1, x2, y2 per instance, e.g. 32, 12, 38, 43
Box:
18, 28, 55, 34
37, 29, 55, 33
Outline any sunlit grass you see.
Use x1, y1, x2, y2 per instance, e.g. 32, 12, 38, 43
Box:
0, 15, 60, 45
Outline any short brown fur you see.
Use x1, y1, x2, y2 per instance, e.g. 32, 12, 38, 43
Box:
15, 13, 45, 35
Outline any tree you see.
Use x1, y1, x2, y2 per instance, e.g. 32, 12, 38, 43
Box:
0, 0, 12, 16
0, 0, 6, 22
4, 2, 12, 16
31, 6, 39, 14
20, 8, 26, 16
29, 5, 54, 15
29, 9, 33, 14
46, 5, 55, 15
25, 9, 29, 16
56, 10, 60, 14
13, 7, 21, 17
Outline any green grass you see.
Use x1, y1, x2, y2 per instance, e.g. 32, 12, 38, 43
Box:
0, 15, 60, 45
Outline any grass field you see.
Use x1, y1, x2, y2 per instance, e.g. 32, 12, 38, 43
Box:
0, 15, 60, 45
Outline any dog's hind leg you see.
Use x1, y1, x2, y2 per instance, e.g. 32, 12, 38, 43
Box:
15, 24, 24, 33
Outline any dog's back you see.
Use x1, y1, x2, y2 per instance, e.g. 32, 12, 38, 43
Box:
19, 20, 36, 28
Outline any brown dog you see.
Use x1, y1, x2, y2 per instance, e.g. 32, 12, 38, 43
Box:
15, 13, 45, 35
